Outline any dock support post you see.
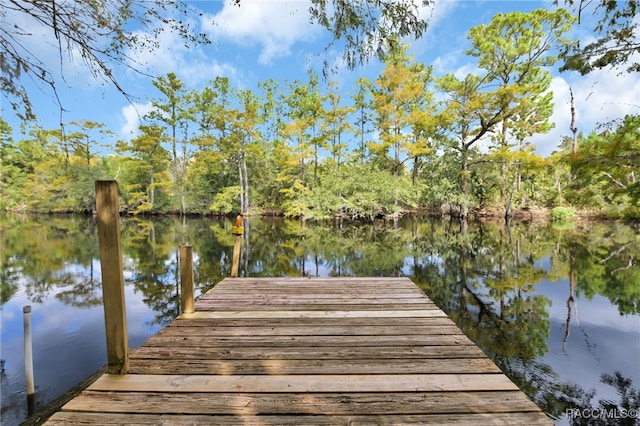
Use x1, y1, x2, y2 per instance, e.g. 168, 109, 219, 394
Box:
95, 180, 129, 374
23, 305, 35, 414
231, 235, 241, 277
179, 245, 195, 314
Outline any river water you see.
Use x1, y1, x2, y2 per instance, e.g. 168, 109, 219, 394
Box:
1, 215, 639, 425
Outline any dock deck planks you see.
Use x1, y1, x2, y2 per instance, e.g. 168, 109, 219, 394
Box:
45, 277, 553, 425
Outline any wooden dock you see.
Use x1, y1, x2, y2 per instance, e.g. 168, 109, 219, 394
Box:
45, 277, 552, 425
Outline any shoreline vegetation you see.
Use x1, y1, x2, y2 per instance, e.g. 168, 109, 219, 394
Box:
4, 205, 638, 225
3, 32, 639, 224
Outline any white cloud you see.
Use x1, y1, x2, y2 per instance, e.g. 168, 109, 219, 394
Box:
124, 25, 238, 87
530, 76, 572, 156
571, 67, 640, 128
432, 53, 459, 76
119, 102, 154, 138
531, 67, 640, 157
202, 0, 320, 65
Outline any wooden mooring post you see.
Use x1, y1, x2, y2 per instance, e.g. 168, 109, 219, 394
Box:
231, 215, 243, 278
179, 245, 195, 314
231, 236, 242, 278
95, 180, 129, 374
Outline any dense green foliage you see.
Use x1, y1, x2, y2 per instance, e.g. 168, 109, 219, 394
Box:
551, 206, 577, 222
1, 9, 638, 220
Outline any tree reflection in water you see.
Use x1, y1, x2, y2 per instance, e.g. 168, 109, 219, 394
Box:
1, 214, 638, 424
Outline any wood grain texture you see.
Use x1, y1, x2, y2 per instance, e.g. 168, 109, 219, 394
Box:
94, 180, 128, 374
46, 412, 555, 425
44, 277, 552, 425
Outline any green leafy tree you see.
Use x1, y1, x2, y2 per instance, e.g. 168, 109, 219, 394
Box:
323, 80, 353, 170
371, 42, 437, 215
437, 9, 574, 219
570, 115, 640, 218
545, 145, 575, 207
436, 73, 494, 217
320, 80, 354, 216
0, 120, 51, 211
283, 71, 328, 189
7, 126, 90, 212
117, 124, 171, 213
148, 73, 191, 214
254, 79, 289, 211
187, 78, 235, 213
278, 74, 329, 218
467, 9, 570, 218
216, 87, 263, 215
351, 77, 375, 163
63, 121, 112, 166
371, 43, 435, 178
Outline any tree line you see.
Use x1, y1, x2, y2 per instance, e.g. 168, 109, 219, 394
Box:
1, 9, 638, 221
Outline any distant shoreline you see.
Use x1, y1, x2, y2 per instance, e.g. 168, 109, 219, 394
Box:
3, 206, 638, 224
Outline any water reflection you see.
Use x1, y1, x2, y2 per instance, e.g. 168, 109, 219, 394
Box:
0, 215, 638, 425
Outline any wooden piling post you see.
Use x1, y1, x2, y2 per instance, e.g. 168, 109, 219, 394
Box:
179, 245, 195, 314
231, 235, 242, 278
95, 180, 129, 374
23, 305, 35, 414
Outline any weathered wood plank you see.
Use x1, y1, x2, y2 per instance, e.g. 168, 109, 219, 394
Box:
213, 277, 420, 285
46, 412, 554, 426
168, 316, 456, 327
129, 344, 487, 360
205, 291, 428, 298
179, 309, 448, 319
62, 390, 539, 415
208, 286, 425, 293
140, 334, 474, 347
198, 297, 435, 304
127, 357, 501, 375
207, 284, 428, 294
151, 325, 464, 337
195, 304, 441, 311
88, 373, 518, 393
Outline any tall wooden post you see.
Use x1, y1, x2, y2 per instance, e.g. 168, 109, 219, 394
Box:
95, 180, 129, 374
231, 215, 244, 278
231, 235, 242, 278
179, 245, 195, 314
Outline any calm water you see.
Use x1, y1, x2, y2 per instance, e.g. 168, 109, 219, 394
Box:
1, 215, 639, 425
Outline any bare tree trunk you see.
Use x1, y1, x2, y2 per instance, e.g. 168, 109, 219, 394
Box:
242, 152, 250, 214
563, 256, 576, 351
172, 115, 177, 192
460, 149, 470, 220
149, 170, 155, 207
237, 160, 244, 214
180, 134, 187, 216
570, 87, 578, 156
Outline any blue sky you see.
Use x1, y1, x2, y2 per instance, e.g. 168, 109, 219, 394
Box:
3, 0, 639, 157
